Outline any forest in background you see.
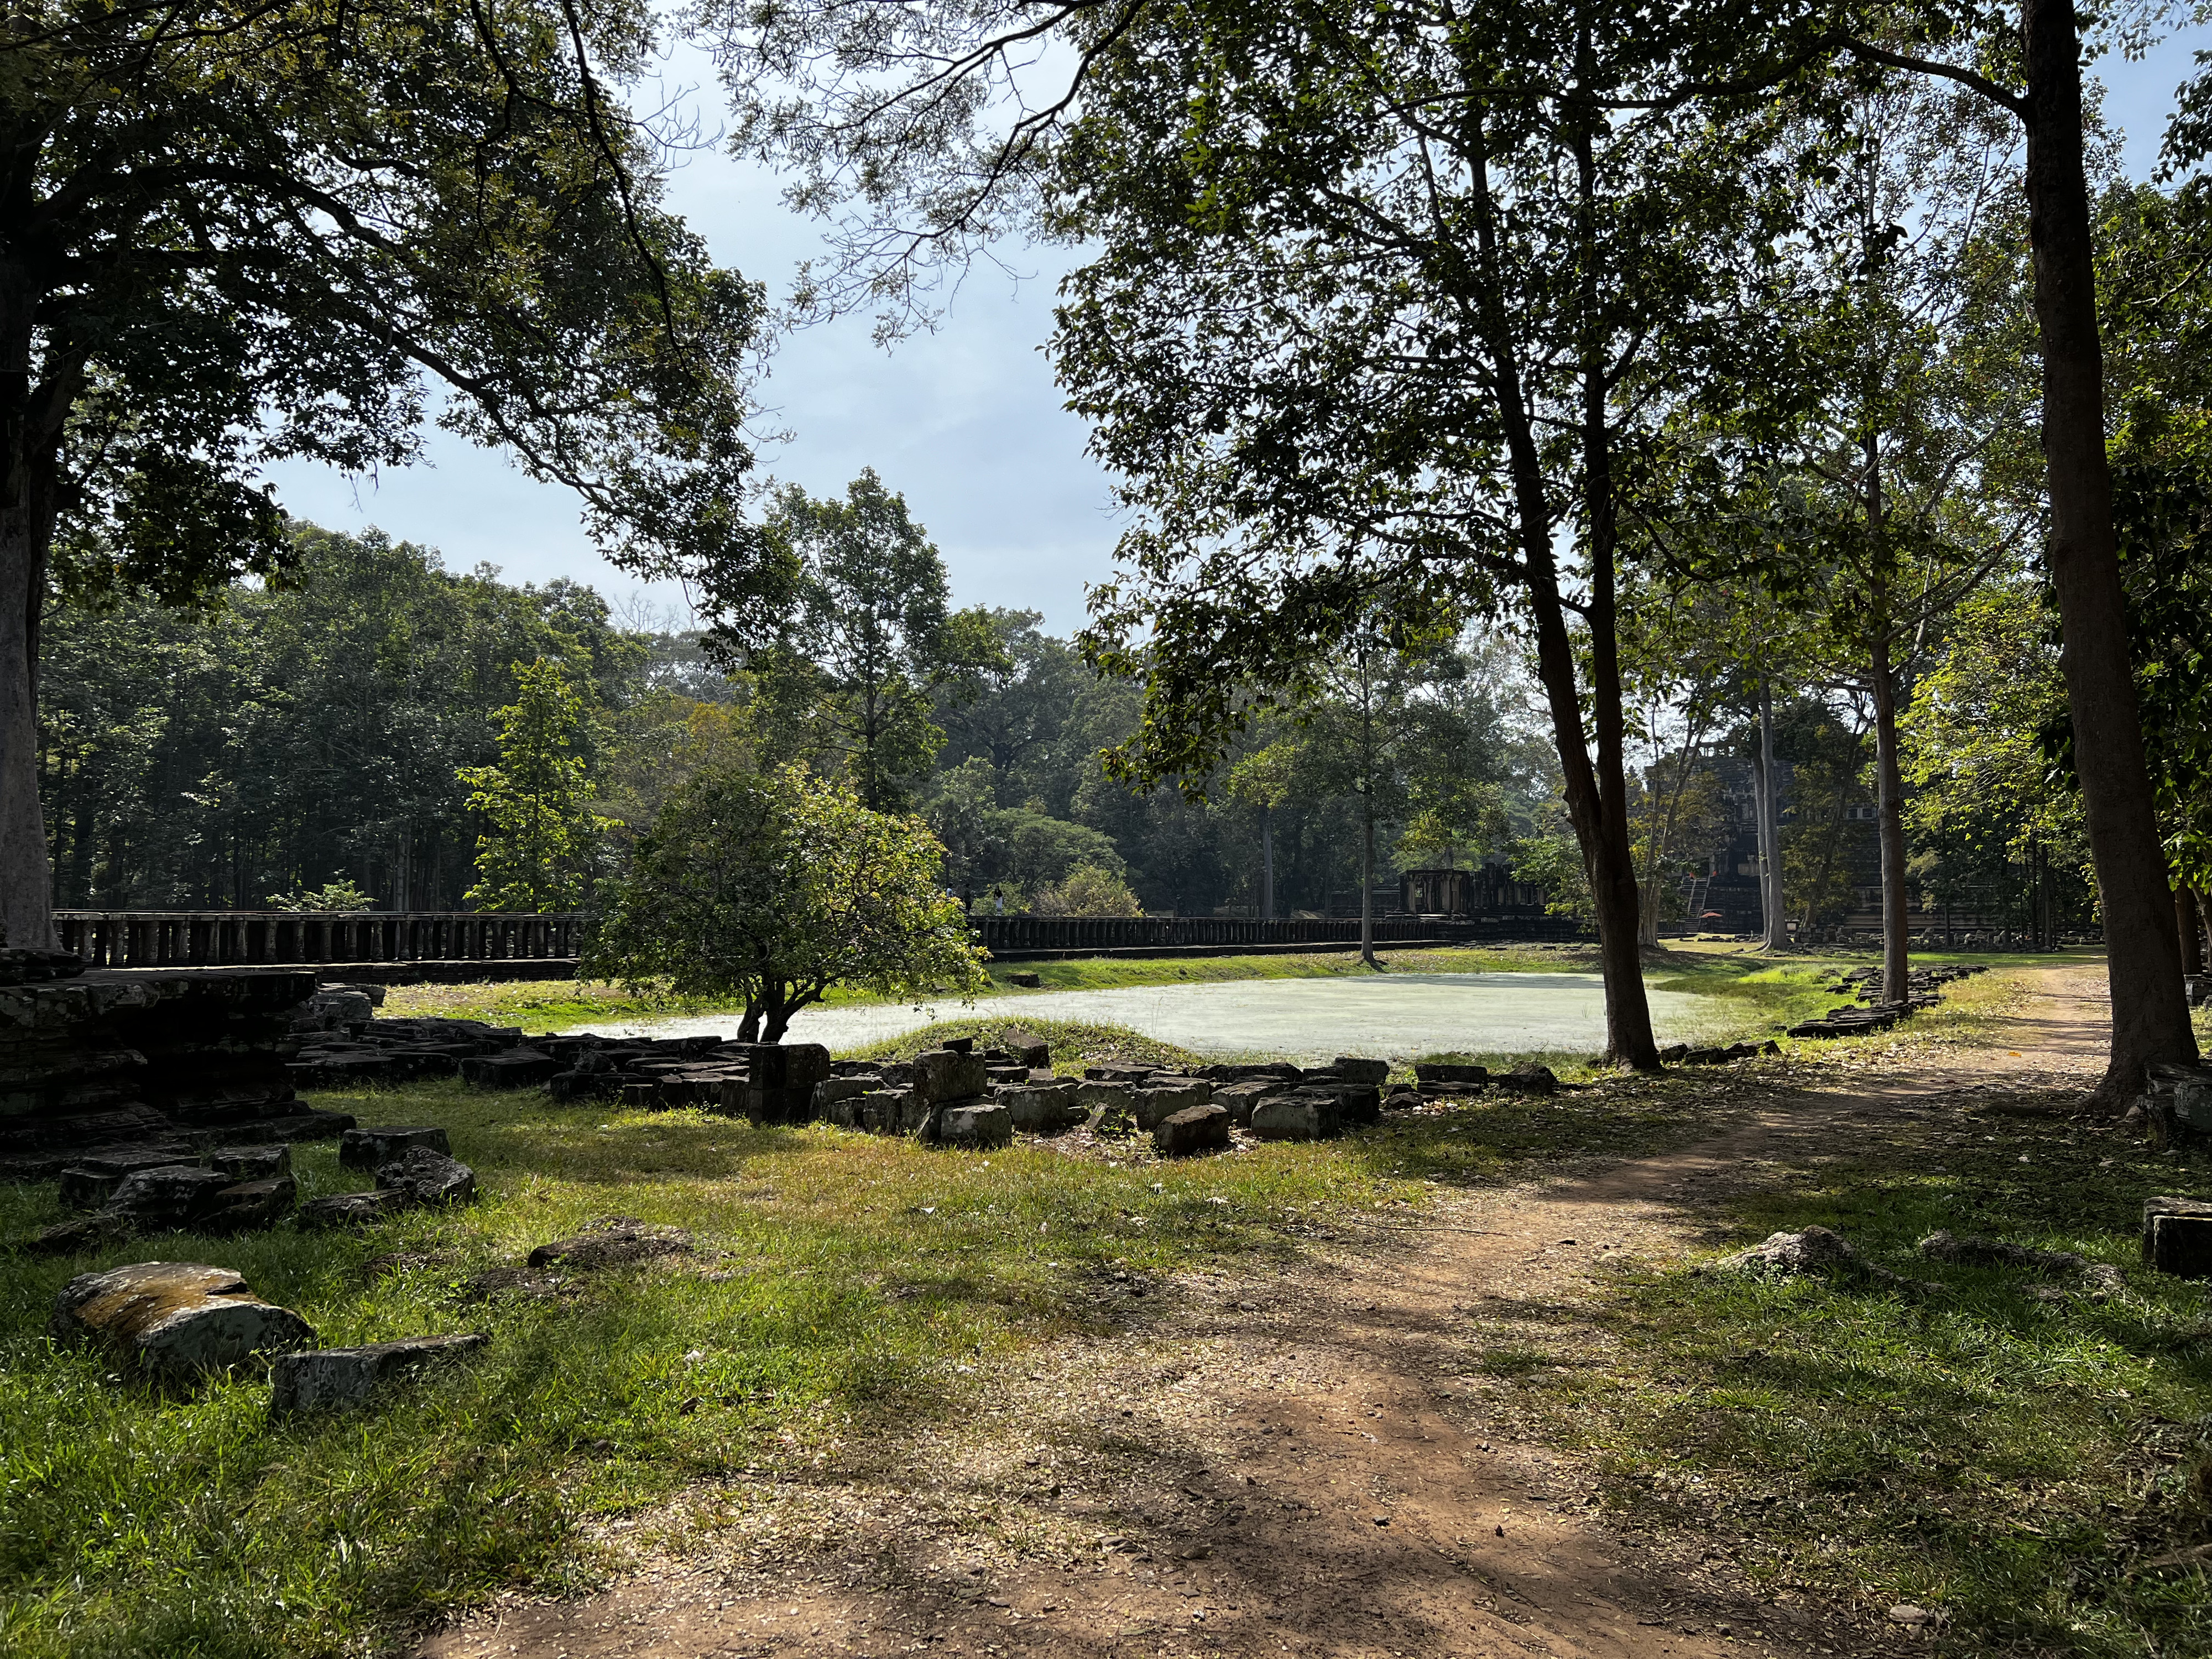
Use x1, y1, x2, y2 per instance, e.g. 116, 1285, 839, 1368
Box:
36, 492, 2090, 937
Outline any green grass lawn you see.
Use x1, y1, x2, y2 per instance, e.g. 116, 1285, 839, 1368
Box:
0, 1015, 1766, 1659
1498, 1083, 2212, 1659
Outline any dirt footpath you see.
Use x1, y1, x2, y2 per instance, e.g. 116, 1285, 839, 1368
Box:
423, 964, 2108, 1659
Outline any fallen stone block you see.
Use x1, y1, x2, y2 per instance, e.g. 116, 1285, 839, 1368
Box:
937, 1103, 1013, 1149
269, 1333, 488, 1414
375, 1147, 476, 1206
1323, 1057, 1389, 1086
1724, 1226, 1928, 1293
1656, 1044, 1690, 1063
202, 1176, 298, 1233
1154, 1103, 1230, 1157
526, 1218, 692, 1271
914, 1049, 991, 1106
1249, 1098, 1337, 1141
1076, 1081, 1135, 1117
1212, 1082, 1273, 1126
1494, 1065, 1559, 1096
458, 1049, 561, 1089
298, 1188, 415, 1230
813, 1076, 875, 1116
340, 1125, 450, 1171
1413, 1062, 1487, 1088
107, 1165, 237, 1229
999, 1030, 1051, 1067
998, 1081, 1084, 1134
211, 1144, 291, 1180
2143, 1063, 2212, 1149
1132, 1080, 1211, 1130
2144, 1197, 2212, 1277
51, 1261, 315, 1382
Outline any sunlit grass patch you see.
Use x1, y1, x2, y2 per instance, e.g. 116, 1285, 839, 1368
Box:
1500, 1087, 2212, 1658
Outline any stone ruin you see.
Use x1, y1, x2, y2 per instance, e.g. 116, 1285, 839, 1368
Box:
1787, 961, 1989, 1040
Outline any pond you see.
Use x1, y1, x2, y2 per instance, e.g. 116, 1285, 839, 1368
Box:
564, 972, 1744, 1063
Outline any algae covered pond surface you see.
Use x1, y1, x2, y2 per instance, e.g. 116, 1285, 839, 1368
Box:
562, 970, 1745, 1060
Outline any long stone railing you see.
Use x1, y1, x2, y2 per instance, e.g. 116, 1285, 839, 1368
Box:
49, 907, 1583, 973
53, 910, 583, 971
971, 912, 1580, 957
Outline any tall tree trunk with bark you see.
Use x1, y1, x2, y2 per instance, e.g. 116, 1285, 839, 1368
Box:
1869, 634, 1912, 1005
1756, 682, 1788, 951
2022, 0, 2195, 1100
0, 299, 62, 952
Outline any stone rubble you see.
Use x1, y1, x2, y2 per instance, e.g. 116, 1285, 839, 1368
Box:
51, 1260, 315, 1383
269, 1333, 488, 1414
1787, 962, 1989, 1040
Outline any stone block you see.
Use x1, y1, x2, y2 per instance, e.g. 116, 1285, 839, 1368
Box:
1154, 1103, 1230, 1157
734, 1042, 832, 1091
107, 1165, 236, 1229
1213, 1082, 1272, 1126
203, 1176, 296, 1233
1076, 1081, 1134, 1117
528, 1218, 692, 1271
1132, 1080, 1211, 1130
298, 1188, 415, 1229
914, 1049, 990, 1105
375, 1146, 476, 1206
269, 1333, 488, 1414
2145, 1062, 2212, 1148
211, 1144, 291, 1180
340, 1125, 450, 1170
1323, 1057, 1390, 1086
1495, 1065, 1559, 1096
1000, 1030, 1051, 1066
1250, 1098, 1337, 1141
458, 1048, 561, 1089
812, 1076, 875, 1115
58, 1164, 124, 1210
998, 1081, 1083, 1134
51, 1261, 314, 1382
1413, 1062, 1487, 1088
2144, 1197, 2212, 1276
937, 1103, 1013, 1149
854, 1089, 911, 1134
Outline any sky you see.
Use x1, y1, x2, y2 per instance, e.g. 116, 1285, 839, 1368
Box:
262, 27, 2212, 638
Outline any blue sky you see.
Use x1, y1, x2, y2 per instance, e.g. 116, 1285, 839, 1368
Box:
262, 28, 2211, 637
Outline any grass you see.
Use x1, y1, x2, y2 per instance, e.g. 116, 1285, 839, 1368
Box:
1494, 1071, 2212, 1657
0, 1011, 1762, 1659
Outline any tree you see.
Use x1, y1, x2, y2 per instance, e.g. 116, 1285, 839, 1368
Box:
3, 0, 769, 947
1815, 3, 2199, 1099
1228, 742, 1297, 919
712, 472, 1005, 809
1035, 862, 1145, 917
585, 762, 987, 1041
457, 659, 607, 911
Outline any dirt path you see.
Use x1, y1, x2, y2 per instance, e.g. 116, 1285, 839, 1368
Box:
423, 963, 2110, 1659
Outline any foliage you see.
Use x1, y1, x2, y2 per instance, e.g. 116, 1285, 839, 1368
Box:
585, 763, 987, 1040
1032, 862, 1144, 918
707, 472, 1005, 810
267, 880, 377, 913
1902, 585, 2094, 931
38, 525, 638, 909
457, 659, 609, 913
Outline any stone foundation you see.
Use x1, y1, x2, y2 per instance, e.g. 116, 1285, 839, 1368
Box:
0, 963, 347, 1182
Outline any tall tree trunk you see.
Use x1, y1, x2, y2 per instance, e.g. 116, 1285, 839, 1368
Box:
1640, 714, 1708, 948
2022, 0, 2196, 1101
1467, 110, 1658, 1067
1, 463, 55, 952
1261, 805, 1275, 920
1359, 789, 1376, 968
1869, 634, 1911, 1005
1756, 682, 1788, 951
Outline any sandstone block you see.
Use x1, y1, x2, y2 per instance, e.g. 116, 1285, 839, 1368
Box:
52, 1261, 314, 1381
269, 1333, 488, 1413
1213, 1082, 1272, 1125
1076, 1081, 1134, 1116
1495, 1065, 1559, 1096
298, 1188, 414, 1229
1324, 1057, 1390, 1086
937, 1103, 1013, 1148
340, 1125, 450, 1170
107, 1165, 236, 1229
2144, 1197, 2212, 1276
1413, 1062, 1487, 1088
1000, 1030, 1051, 1067
1154, 1103, 1230, 1157
458, 1048, 561, 1089
211, 1144, 291, 1180
375, 1147, 476, 1206
1250, 1098, 1337, 1141
914, 1049, 990, 1105
998, 1081, 1083, 1134
527, 1218, 692, 1271
204, 1176, 296, 1233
